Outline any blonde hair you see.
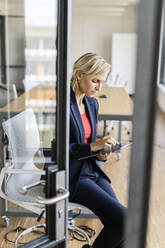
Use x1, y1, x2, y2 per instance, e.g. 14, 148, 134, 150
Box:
70, 53, 111, 92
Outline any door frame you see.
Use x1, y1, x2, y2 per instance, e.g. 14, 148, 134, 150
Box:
124, 0, 163, 247
20, 0, 72, 247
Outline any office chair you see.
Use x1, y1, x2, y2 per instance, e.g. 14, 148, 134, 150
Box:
0, 108, 47, 247
0, 108, 91, 247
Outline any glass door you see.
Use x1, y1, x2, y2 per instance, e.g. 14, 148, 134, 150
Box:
0, 0, 71, 247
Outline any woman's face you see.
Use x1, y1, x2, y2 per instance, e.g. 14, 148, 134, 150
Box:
77, 71, 109, 98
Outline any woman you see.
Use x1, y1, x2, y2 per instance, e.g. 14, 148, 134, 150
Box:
69, 53, 126, 248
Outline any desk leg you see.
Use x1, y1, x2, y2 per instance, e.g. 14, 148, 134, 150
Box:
103, 120, 106, 136
117, 121, 122, 160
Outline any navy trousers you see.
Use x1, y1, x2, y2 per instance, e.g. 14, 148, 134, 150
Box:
71, 172, 126, 248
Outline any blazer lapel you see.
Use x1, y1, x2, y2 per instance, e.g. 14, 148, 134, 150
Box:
84, 96, 95, 142
70, 89, 85, 142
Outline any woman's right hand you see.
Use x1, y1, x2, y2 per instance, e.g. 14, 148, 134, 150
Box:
90, 135, 118, 152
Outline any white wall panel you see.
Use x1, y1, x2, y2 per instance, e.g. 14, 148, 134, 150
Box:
111, 33, 137, 94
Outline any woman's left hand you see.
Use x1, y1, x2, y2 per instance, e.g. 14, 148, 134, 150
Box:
96, 136, 119, 161
96, 152, 111, 161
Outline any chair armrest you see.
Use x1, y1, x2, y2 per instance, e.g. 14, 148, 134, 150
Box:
6, 168, 45, 175
19, 180, 45, 194
0, 166, 45, 207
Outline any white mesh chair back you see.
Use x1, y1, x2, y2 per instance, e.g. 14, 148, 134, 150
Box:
2, 108, 40, 168
2, 108, 44, 202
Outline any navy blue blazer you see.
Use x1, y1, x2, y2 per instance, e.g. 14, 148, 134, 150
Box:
69, 89, 110, 200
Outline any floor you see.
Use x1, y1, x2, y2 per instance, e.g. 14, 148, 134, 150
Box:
0, 106, 164, 248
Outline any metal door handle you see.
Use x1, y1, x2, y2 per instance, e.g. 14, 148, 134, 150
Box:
37, 187, 69, 205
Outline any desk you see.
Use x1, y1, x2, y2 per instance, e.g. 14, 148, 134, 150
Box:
0, 85, 133, 143
0, 85, 133, 116
0, 85, 56, 113
0, 85, 133, 141
96, 87, 133, 144
96, 87, 133, 121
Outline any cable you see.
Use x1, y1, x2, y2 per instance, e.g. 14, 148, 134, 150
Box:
4, 225, 45, 245
69, 225, 95, 242
78, 225, 95, 239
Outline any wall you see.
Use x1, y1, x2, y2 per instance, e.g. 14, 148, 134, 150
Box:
70, 5, 138, 76
71, 3, 165, 111
111, 33, 137, 94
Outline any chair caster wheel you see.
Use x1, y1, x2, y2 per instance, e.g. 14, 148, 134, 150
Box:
2, 216, 10, 227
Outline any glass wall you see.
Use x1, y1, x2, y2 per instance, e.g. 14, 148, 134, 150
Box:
0, 0, 57, 146
0, 0, 57, 243
24, 0, 57, 147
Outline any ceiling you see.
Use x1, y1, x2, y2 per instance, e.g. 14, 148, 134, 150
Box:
72, 0, 139, 5
72, 0, 139, 16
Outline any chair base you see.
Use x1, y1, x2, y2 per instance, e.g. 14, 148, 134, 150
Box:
68, 218, 91, 245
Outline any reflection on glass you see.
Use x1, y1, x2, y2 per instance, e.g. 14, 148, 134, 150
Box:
24, 0, 57, 147
0, 0, 57, 241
